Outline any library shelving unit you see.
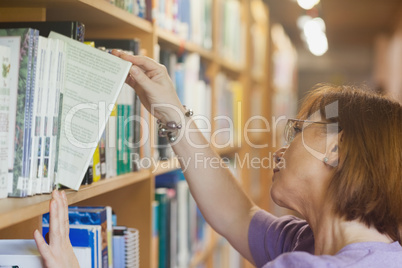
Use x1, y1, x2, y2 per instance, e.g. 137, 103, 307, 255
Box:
0, 0, 273, 267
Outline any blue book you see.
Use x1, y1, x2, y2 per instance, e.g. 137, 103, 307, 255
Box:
42, 224, 98, 268
155, 169, 181, 189
43, 206, 108, 267
112, 226, 126, 268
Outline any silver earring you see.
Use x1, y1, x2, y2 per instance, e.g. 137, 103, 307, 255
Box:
323, 157, 329, 163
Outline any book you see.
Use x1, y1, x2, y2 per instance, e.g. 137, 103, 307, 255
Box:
0, 45, 11, 199
125, 228, 140, 268
113, 226, 126, 268
151, 201, 159, 268
92, 144, 101, 183
91, 39, 141, 55
105, 104, 117, 178
0, 28, 39, 197
99, 130, 107, 179
106, 206, 114, 268
41, 38, 65, 194
28, 36, 47, 196
43, 206, 108, 267
47, 31, 131, 190
43, 224, 98, 268
0, 21, 85, 42
155, 188, 169, 268
0, 239, 43, 267
68, 207, 108, 268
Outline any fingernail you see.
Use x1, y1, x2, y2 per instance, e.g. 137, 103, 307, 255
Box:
61, 190, 67, 200
130, 66, 139, 75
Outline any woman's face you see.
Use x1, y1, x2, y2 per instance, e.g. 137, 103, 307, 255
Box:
271, 119, 336, 214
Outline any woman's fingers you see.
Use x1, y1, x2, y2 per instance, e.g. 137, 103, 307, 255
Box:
49, 195, 60, 242
129, 65, 156, 91
34, 229, 52, 260
61, 191, 70, 237
117, 52, 162, 72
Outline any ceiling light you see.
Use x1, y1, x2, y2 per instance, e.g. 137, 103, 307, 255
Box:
307, 32, 328, 56
303, 17, 326, 37
297, 15, 312, 30
297, 0, 320, 10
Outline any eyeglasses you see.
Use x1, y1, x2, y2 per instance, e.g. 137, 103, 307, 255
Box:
284, 119, 341, 145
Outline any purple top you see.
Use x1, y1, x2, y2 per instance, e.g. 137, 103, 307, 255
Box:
248, 209, 402, 268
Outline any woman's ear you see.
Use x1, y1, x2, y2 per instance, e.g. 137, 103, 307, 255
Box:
324, 132, 341, 167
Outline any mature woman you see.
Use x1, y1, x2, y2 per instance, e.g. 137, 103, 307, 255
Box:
34, 52, 402, 267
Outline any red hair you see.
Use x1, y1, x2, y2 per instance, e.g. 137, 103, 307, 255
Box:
298, 84, 402, 243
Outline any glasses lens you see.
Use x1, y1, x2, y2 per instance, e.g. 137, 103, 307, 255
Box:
284, 120, 294, 144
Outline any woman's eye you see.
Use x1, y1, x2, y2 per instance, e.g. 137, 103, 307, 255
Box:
294, 126, 302, 133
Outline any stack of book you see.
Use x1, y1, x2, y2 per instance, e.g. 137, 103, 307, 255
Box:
106, 0, 149, 20
214, 72, 243, 147
216, 0, 246, 65
157, 0, 213, 50
0, 22, 148, 198
42, 206, 140, 268
153, 170, 210, 268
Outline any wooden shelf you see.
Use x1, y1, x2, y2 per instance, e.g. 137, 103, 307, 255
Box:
0, 0, 153, 38
0, 169, 150, 230
251, 71, 265, 84
218, 57, 245, 75
157, 28, 214, 61
152, 157, 181, 176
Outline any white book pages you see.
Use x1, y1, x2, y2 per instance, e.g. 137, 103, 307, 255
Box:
49, 32, 131, 191
0, 239, 43, 267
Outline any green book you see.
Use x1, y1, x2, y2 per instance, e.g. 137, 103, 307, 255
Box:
0, 28, 38, 197
155, 188, 168, 268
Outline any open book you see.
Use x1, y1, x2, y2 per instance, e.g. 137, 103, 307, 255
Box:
49, 32, 131, 190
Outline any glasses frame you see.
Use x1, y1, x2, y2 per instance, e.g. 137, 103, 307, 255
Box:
284, 118, 340, 145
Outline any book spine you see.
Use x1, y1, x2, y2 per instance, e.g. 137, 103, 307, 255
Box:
29, 36, 44, 195
105, 105, 117, 178
99, 130, 107, 179
92, 144, 101, 183
123, 103, 129, 173
26, 30, 39, 196
19, 29, 35, 197
155, 188, 168, 268
48, 39, 64, 191
0, 45, 11, 199
74, 21, 86, 42
3, 28, 35, 197
41, 39, 58, 193
117, 104, 124, 175
30, 37, 47, 195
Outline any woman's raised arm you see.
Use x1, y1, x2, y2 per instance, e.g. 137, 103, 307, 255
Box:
113, 51, 260, 264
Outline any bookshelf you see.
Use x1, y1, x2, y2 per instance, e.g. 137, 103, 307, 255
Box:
0, 0, 273, 267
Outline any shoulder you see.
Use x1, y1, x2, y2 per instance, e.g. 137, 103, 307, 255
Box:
263, 251, 337, 268
249, 210, 315, 267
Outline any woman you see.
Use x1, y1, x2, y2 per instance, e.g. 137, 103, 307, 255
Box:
34, 52, 402, 267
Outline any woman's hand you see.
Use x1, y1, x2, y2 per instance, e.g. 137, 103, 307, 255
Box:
34, 190, 80, 268
112, 50, 186, 123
